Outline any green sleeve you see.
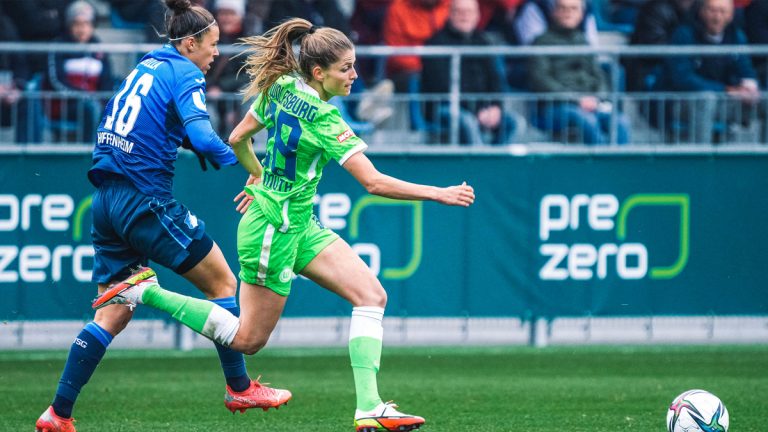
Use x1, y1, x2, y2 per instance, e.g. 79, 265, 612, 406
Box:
249, 92, 266, 123
319, 107, 367, 164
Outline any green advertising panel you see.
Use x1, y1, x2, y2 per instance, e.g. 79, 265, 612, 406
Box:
0, 152, 766, 320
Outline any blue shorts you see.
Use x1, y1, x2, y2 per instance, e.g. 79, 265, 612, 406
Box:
90, 177, 214, 284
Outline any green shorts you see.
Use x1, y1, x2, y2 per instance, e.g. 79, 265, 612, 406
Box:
237, 206, 338, 296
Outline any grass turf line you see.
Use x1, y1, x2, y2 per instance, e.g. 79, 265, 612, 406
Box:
2, 345, 766, 431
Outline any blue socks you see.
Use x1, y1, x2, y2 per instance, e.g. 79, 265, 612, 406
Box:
210, 296, 250, 392
52, 322, 113, 418
50, 298, 248, 419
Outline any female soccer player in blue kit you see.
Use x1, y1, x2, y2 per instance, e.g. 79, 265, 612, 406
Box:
35, 1, 289, 431
94, 18, 475, 432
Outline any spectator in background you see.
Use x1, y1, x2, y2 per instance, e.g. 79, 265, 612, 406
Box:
421, 0, 518, 145
350, 0, 392, 82
658, 0, 759, 143
625, 0, 696, 92
608, 0, 649, 26
383, 0, 451, 91
744, 0, 768, 87
243, 0, 273, 35
477, 0, 523, 41
733, 0, 751, 27
46, 0, 113, 142
5, 0, 74, 75
509, 0, 599, 90
265, 0, 351, 36
513, 0, 599, 46
528, 0, 630, 145
351, 0, 391, 46
107, 0, 153, 27
207, 0, 250, 135
0, 3, 31, 139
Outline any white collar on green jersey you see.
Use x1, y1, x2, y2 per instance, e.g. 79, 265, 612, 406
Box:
295, 77, 321, 100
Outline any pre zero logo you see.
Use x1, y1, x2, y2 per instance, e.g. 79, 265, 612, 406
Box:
0, 193, 94, 283
538, 193, 690, 281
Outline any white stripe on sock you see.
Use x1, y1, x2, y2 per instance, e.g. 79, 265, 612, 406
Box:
202, 305, 241, 346
350, 306, 384, 341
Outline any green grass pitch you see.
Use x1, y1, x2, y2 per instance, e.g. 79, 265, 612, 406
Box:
2, 345, 766, 431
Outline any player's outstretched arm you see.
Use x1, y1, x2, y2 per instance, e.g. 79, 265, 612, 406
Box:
343, 152, 475, 207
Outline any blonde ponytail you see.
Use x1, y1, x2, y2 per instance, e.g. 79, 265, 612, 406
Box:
239, 18, 354, 104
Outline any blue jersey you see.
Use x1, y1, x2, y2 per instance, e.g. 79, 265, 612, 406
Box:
89, 45, 232, 199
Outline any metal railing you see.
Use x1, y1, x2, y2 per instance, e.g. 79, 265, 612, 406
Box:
1, 42, 767, 150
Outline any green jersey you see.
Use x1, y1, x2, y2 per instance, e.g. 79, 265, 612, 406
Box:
246, 75, 367, 232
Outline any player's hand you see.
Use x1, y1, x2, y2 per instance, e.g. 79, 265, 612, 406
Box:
234, 174, 260, 214
579, 96, 599, 112
477, 105, 502, 129
437, 181, 475, 207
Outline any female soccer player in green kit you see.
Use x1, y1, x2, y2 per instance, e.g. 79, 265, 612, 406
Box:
94, 17, 475, 431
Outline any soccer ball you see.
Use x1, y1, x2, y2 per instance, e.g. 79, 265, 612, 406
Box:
666, 389, 729, 432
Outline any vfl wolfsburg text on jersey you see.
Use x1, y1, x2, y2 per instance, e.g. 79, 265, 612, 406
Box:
267, 83, 319, 123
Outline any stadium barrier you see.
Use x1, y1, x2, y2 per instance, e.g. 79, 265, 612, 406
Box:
1, 43, 768, 147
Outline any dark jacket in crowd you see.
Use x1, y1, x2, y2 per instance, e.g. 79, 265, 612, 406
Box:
630, 0, 692, 45
4, 0, 72, 42
107, 0, 153, 23
0, 9, 30, 127
4, 0, 74, 74
528, 25, 608, 95
421, 23, 504, 114
744, 0, 768, 86
266, 0, 351, 35
625, 0, 694, 91
0, 10, 30, 86
659, 22, 756, 92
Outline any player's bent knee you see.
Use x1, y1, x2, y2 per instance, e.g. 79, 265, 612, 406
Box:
240, 335, 268, 356
94, 306, 134, 335
232, 328, 270, 355
354, 282, 387, 308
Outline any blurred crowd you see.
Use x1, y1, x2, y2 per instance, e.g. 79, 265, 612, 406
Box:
0, 0, 766, 146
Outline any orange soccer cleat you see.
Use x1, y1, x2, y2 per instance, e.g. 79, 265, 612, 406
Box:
354, 401, 425, 431
92, 267, 157, 310
224, 377, 292, 413
35, 406, 76, 432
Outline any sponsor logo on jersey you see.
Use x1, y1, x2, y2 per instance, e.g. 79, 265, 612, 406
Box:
192, 89, 207, 111
337, 129, 354, 143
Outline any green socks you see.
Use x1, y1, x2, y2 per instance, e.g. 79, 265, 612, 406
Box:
349, 306, 385, 411
141, 284, 240, 346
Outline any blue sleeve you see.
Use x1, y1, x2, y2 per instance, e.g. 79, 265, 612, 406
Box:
185, 119, 238, 166
733, 30, 757, 81
174, 70, 210, 125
